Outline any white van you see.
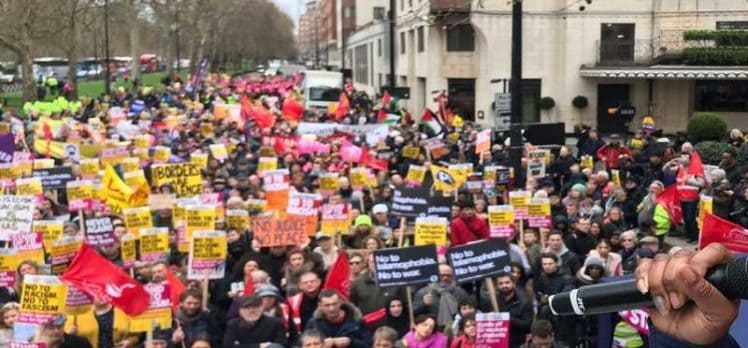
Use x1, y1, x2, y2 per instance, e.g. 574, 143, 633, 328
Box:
302, 70, 343, 114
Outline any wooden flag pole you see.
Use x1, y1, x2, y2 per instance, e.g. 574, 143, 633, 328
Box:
406, 286, 415, 329
202, 274, 210, 311
484, 278, 500, 312
398, 217, 406, 248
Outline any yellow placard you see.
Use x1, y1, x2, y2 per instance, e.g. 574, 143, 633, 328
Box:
150, 163, 202, 198
100, 146, 129, 166
123, 170, 150, 207
226, 209, 250, 231
192, 233, 228, 260
121, 157, 141, 173
319, 173, 340, 194
123, 207, 153, 238
130, 307, 172, 332
16, 177, 43, 197
246, 199, 266, 212
488, 205, 514, 225
209, 144, 228, 161
0, 249, 18, 271
349, 168, 368, 189
402, 146, 420, 159
134, 135, 151, 149
183, 206, 216, 252
154, 146, 171, 163
527, 199, 551, 217
66, 181, 94, 202
258, 157, 278, 175
405, 165, 427, 185
139, 228, 170, 262
34, 220, 64, 251
191, 152, 208, 169
509, 191, 531, 208
33, 159, 55, 169
698, 195, 714, 230
414, 217, 448, 247
50, 237, 82, 275
79, 158, 100, 179
120, 233, 137, 266
20, 275, 67, 318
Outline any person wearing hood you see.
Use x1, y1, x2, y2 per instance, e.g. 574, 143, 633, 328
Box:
346, 215, 376, 249
544, 230, 581, 276
576, 256, 605, 286
381, 297, 411, 339
223, 294, 288, 348
305, 289, 372, 347
172, 290, 220, 348
450, 200, 489, 247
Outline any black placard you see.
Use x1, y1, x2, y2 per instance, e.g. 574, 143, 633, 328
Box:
390, 187, 452, 219
32, 166, 74, 190
373, 245, 439, 288
447, 238, 511, 283
85, 217, 115, 246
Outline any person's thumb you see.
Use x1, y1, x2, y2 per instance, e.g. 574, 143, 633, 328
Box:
679, 264, 737, 323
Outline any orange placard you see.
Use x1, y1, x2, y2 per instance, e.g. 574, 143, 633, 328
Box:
250, 215, 309, 247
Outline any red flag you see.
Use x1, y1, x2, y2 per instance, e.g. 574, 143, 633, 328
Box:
359, 145, 389, 171
61, 244, 150, 316
244, 277, 255, 296
250, 104, 276, 129
363, 307, 387, 326
334, 93, 350, 121
166, 268, 186, 313
700, 213, 748, 254
688, 151, 705, 178
656, 185, 683, 225
377, 108, 388, 123
282, 98, 304, 122
323, 251, 350, 300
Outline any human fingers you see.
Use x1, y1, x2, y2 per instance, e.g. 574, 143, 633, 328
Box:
647, 254, 672, 315
635, 257, 652, 294
688, 243, 734, 277
677, 263, 738, 324
661, 248, 695, 309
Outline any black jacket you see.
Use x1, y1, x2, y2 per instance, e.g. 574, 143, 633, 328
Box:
222, 315, 288, 348
174, 309, 220, 348
59, 333, 93, 348
564, 231, 596, 262
305, 302, 372, 348
481, 291, 534, 348
535, 270, 575, 302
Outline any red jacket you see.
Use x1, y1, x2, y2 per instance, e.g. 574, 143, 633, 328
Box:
596, 144, 631, 169
450, 214, 489, 246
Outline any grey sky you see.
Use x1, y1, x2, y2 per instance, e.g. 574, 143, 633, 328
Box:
273, 0, 303, 27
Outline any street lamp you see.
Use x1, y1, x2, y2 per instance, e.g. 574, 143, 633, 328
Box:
104, 0, 111, 95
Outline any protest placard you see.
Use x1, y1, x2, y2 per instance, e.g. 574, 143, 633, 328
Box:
129, 283, 173, 332
405, 165, 427, 186
424, 137, 448, 159
287, 192, 321, 216
698, 194, 714, 231
190, 152, 208, 169
150, 163, 202, 197
154, 146, 171, 163
373, 245, 439, 288
183, 205, 215, 252
34, 220, 63, 251
414, 216, 448, 247
66, 180, 94, 212
476, 312, 510, 348
0, 163, 16, 182
64, 285, 94, 316
447, 239, 511, 283
262, 169, 290, 211
15, 178, 43, 202
402, 146, 420, 159
134, 134, 151, 149
50, 236, 82, 275
11, 233, 45, 266
100, 146, 129, 166
32, 159, 55, 169
318, 173, 340, 196
297, 122, 388, 146
149, 193, 175, 211
390, 187, 452, 219
188, 230, 227, 280
488, 205, 515, 238
0, 250, 16, 288
120, 233, 137, 268
19, 275, 67, 324
79, 158, 100, 179
0, 196, 35, 238
225, 209, 250, 232
320, 203, 351, 236
13, 152, 33, 177
527, 198, 551, 229
84, 217, 115, 246
475, 129, 492, 154
140, 227, 170, 262
349, 167, 368, 191
251, 215, 308, 247
209, 144, 228, 162
123, 207, 152, 238
246, 199, 266, 212
121, 157, 141, 173
200, 193, 224, 218
509, 191, 531, 220
258, 157, 278, 174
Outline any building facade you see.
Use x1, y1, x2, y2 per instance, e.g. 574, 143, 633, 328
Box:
344, 0, 748, 133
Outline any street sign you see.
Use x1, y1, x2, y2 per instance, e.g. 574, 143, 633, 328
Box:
494, 93, 511, 131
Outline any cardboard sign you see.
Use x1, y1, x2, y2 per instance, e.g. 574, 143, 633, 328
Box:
527, 198, 551, 229
320, 203, 351, 235
85, 217, 115, 246
509, 191, 531, 220
183, 205, 215, 252
79, 158, 100, 179
129, 283, 172, 332
50, 236, 82, 275
190, 152, 208, 169
251, 215, 308, 247
349, 167, 368, 191
123, 207, 152, 238
447, 239, 511, 283
101, 146, 129, 166
121, 157, 141, 173
187, 230, 227, 280
120, 233, 137, 268
11, 233, 45, 266
15, 178, 43, 199
414, 216, 448, 247
262, 169, 290, 211
153, 146, 171, 163
390, 187, 452, 219
0, 196, 35, 238
258, 157, 278, 175
373, 245, 439, 288
488, 205, 515, 238
150, 163, 202, 197
140, 227, 170, 263
34, 220, 64, 251
66, 180, 94, 212
405, 165, 427, 186
19, 275, 67, 324
402, 146, 420, 159
476, 312, 510, 348
319, 173, 340, 196
209, 144, 228, 162
225, 209, 250, 232
475, 129, 492, 154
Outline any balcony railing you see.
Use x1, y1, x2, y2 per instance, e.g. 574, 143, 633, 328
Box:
430, 0, 471, 13
594, 31, 688, 66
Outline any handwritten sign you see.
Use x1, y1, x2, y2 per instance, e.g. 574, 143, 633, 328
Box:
150, 163, 202, 197
0, 196, 35, 239
251, 215, 308, 247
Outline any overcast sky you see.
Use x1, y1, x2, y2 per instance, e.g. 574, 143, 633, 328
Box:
274, 0, 303, 27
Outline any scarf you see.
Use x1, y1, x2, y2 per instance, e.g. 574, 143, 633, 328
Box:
434, 285, 459, 328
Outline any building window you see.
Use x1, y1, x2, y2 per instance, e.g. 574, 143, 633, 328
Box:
409, 0, 412, 8
378, 39, 382, 56
373, 7, 385, 20
446, 24, 474, 52
401, 0, 404, 11
717, 21, 748, 30
417, 26, 425, 52
695, 80, 748, 112
344, 7, 351, 18
599, 23, 635, 64
400, 32, 406, 54
521, 79, 542, 124
354, 45, 369, 84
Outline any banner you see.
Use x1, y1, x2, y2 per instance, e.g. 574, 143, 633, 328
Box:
476, 312, 510, 348
123, 207, 152, 238
129, 283, 173, 332
100, 165, 134, 214
34, 220, 63, 251
373, 245, 439, 288
390, 187, 452, 219
402, 146, 420, 159
187, 230, 227, 280
509, 191, 531, 220
320, 203, 351, 236
49, 236, 82, 275
150, 163, 202, 198
414, 216, 448, 247
319, 173, 340, 196
262, 169, 290, 211
258, 157, 278, 175
488, 205, 514, 238
19, 275, 67, 325
475, 129, 491, 154
619, 309, 650, 336
84, 217, 115, 247
527, 198, 551, 229
251, 215, 308, 247
0, 196, 35, 239
225, 209, 250, 232
297, 122, 389, 146
140, 228, 170, 263
447, 239, 511, 283
66, 180, 94, 212
11, 233, 45, 266
405, 165, 427, 186
700, 213, 748, 254
120, 233, 137, 268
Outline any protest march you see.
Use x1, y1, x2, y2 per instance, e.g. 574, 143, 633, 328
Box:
0, 59, 745, 348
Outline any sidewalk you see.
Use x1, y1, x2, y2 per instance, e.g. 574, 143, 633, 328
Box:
664, 235, 698, 251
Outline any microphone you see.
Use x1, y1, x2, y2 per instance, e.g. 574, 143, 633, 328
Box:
549, 256, 748, 316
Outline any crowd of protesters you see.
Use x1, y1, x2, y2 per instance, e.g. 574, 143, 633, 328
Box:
0, 68, 743, 348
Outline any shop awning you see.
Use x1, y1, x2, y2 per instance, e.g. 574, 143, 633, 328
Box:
580, 65, 748, 79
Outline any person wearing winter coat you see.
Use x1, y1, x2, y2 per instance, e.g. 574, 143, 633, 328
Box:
596, 134, 631, 170
305, 289, 372, 348
481, 274, 533, 348
450, 201, 489, 247
413, 264, 470, 329
586, 239, 621, 277
223, 295, 288, 348
544, 231, 581, 276
449, 315, 477, 348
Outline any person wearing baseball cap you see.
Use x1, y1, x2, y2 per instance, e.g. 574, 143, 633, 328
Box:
371, 203, 394, 240
223, 294, 287, 347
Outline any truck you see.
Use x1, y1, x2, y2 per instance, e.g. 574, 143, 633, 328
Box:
302, 70, 343, 114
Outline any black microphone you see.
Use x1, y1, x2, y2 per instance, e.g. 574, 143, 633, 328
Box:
549, 257, 748, 316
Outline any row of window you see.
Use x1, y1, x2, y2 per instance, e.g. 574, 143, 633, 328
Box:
397, 24, 475, 54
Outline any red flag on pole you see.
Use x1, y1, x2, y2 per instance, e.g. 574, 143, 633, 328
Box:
323, 251, 350, 300
700, 213, 748, 254
244, 277, 255, 297
61, 244, 150, 316
688, 151, 706, 178
166, 268, 186, 313
282, 98, 304, 122
334, 93, 350, 121
656, 184, 683, 225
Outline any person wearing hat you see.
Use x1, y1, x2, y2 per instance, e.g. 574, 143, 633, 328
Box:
576, 256, 606, 286
223, 294, 288, 347
149, 326, 173, 348
38, 314, 92, 348
371, 204, 394, 240
450, 200, 489, 247
639, 236, 661, 254
312, 233, 338, 271
346, 215, 375, 249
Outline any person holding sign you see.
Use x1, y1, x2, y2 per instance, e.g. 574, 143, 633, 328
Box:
450, 201, 488, 247
171, 290, 219, 348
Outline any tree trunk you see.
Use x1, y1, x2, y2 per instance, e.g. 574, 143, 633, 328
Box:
129, 0, 141, 88
21, 51, 36, 102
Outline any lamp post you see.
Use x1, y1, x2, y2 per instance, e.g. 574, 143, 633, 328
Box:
388, 0, 396, 87
509, 0, 523, 187
104, 0, 111, 95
